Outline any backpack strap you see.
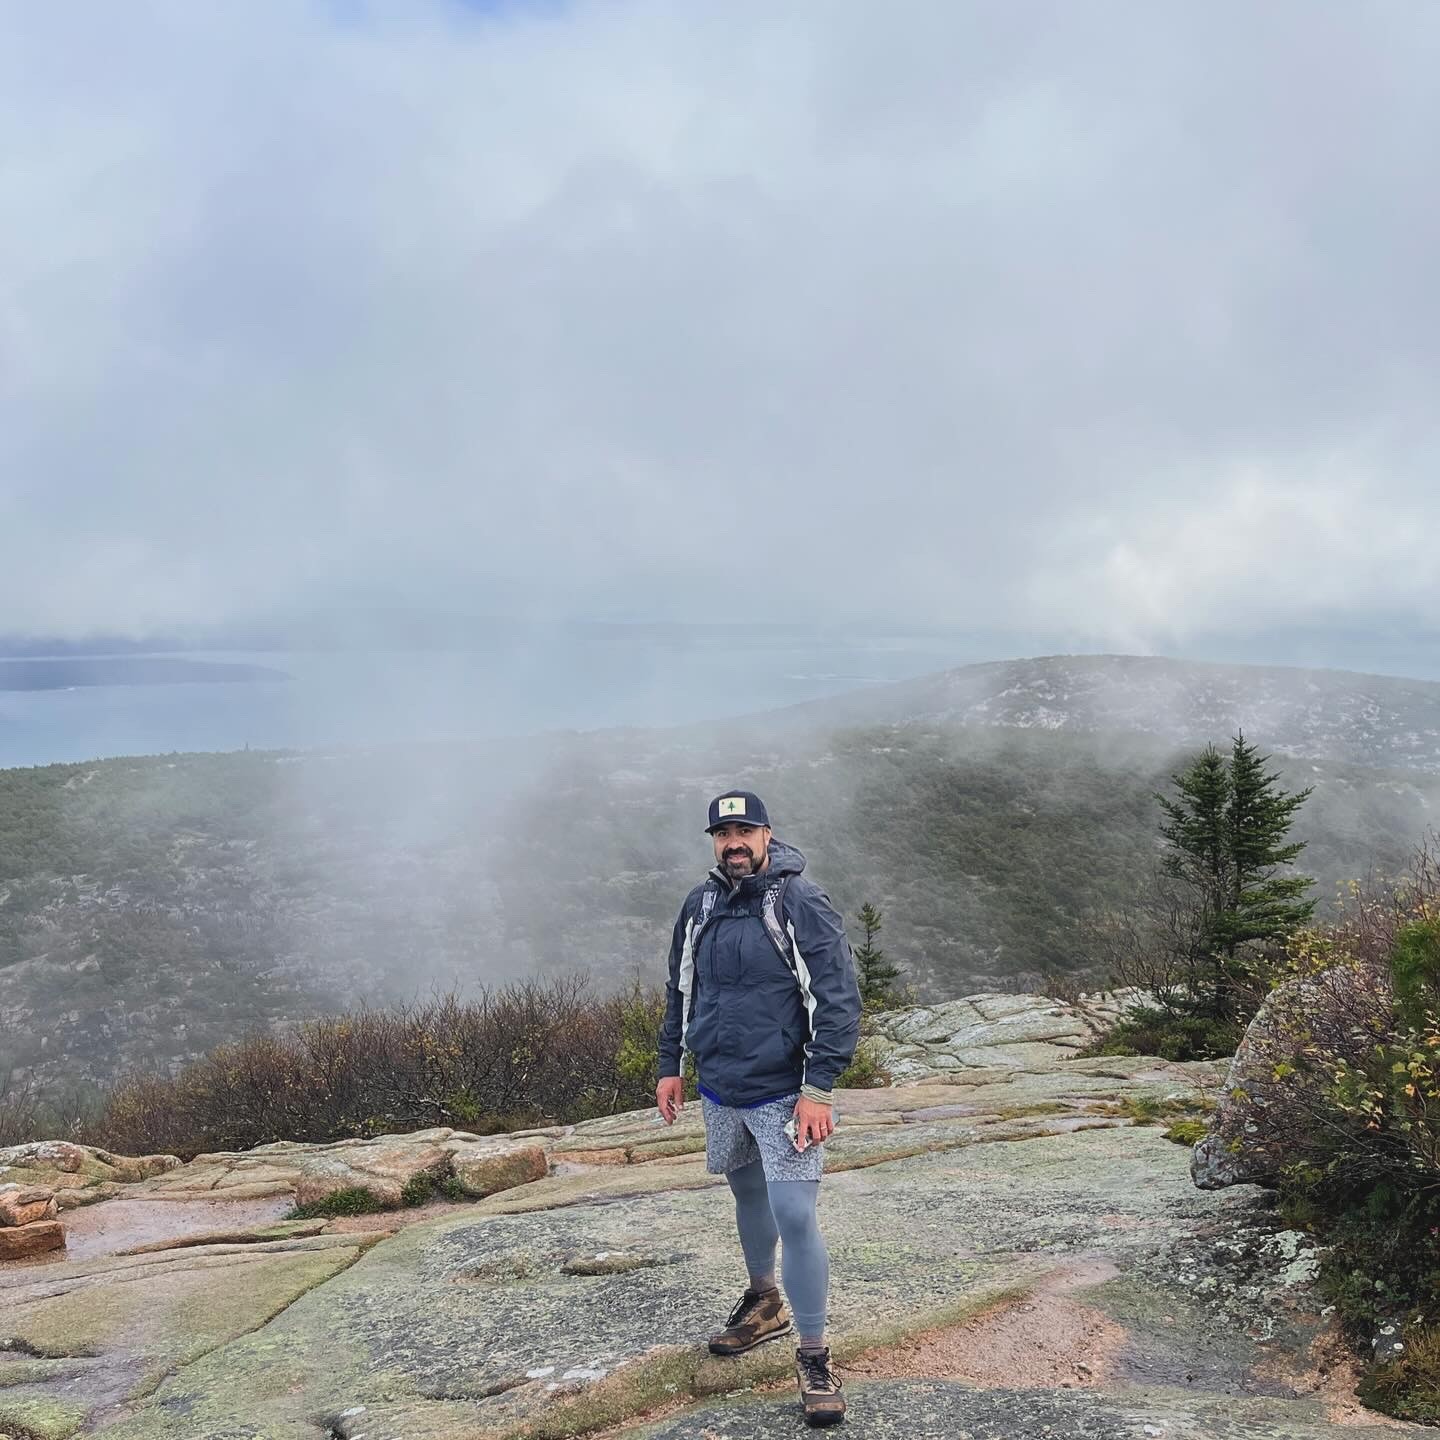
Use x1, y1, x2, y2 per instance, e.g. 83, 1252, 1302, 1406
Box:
691, 881, 720, 949
759, 875, 797, 979
692, 873, 800, 988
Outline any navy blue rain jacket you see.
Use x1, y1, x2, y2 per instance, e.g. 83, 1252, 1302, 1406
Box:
656, 839, 861, 1106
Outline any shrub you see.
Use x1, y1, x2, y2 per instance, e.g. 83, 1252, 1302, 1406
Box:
0, 1063, 40, 1149
836, 1038, 890, 1090
400, 1174, 437, 1207
1231, 849, 1440, 1420
84, 975, 671, 1159
1080, 1004, 1243, 1061
286, 1186, 390, 1220
1035, 967, 1090, 1007
613, 977, 669, 1096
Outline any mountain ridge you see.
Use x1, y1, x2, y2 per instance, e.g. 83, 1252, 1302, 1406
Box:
4, 652, 1439, 1093
755, 652, 1440, 773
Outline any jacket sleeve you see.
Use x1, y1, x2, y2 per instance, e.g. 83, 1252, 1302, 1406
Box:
656, 897, 692, 1079
788, 882, 862, 1101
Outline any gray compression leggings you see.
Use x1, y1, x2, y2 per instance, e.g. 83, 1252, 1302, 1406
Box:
726, 1159, 829, 1340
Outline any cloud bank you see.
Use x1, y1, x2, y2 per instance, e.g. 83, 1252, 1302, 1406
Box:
3, 1, 1437, 645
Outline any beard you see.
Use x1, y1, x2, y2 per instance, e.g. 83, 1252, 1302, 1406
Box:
722, 846, 763, 877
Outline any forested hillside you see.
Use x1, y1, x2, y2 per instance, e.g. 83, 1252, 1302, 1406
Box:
4, 656, 1439, 1094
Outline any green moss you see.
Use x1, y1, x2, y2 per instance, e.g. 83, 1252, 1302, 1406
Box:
989, 1101, 1070, 1121
0, 1358, 91, 1390
1163, 1118, 1208, 1146
0, 1393, 91, 1439
1091, 1092, 1212, 1128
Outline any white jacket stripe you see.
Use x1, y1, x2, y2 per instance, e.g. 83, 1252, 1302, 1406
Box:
787, 919, 818, 1086
678, 917, 697, 1059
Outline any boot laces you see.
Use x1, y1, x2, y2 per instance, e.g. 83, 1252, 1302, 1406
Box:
798, 1347, 837, 1390
726, 1290, 763, 1327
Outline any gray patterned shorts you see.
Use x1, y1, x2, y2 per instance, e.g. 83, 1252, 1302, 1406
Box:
701, 1091, 828, 1182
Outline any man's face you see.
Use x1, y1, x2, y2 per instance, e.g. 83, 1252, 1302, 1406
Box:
711, 822, 770, 879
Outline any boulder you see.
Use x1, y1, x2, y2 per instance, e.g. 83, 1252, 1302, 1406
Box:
292, 1140, 453, 1208
451, 1145, 548, 1197
0, 1139, 97, 1175
137, 1130, 558, 1208
0, 1218, 65, 1260
1192, 964, 1386, 1190
0, 1184, 57, 1227
97, 1150, 183, 1182
868, 994, 1102, 1081
0, 1140, 181, 1196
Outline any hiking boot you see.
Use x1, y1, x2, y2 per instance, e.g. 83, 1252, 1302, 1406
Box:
707, 1287, 791, 1356
794, 1345, 845, 1426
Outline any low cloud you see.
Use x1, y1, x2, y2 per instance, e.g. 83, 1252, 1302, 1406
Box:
2, 1, 1437, 643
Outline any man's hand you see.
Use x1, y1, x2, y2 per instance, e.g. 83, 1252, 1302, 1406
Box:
793, 1096, 834, 1150
656, 1076, 684, 1125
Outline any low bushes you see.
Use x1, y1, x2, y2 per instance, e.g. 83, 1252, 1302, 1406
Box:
1273, 917, 1440, 1421
1212, 852, 1440, 1422
1081, 1004, 1244, 1062
84, 974, 671, 1159
7, 961, 886, 1160
835, 1037, 890, 1089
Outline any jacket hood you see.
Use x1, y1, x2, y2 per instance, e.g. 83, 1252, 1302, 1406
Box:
708, 836, 806, 890
762, 838, 806, 878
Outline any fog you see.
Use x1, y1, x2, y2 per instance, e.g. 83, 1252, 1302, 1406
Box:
6, 4, 1440, 1094
3, 2, 1439, 653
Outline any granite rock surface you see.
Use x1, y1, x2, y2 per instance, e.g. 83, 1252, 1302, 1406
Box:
2, 993, 1411, 1440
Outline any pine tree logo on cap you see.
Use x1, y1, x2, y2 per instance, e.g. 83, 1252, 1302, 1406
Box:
705, 790, 771, 832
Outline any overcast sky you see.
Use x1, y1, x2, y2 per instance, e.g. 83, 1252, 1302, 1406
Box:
3, 1, 1438, 649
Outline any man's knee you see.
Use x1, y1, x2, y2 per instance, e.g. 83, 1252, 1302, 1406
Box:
727, 1158, 769, 1198
765, 1179, 820, 1237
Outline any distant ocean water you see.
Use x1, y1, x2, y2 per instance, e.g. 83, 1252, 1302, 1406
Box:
0, 631, 982, 769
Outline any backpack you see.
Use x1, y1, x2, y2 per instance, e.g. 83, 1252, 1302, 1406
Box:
691, 873, 799, 982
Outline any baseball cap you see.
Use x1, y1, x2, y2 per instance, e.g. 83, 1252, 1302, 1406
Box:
705, 790, 771, 833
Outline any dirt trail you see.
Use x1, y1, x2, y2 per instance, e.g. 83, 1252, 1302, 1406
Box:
846, 1256, 1126, 1388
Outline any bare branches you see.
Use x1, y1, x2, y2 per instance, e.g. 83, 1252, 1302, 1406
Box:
0, 1061, 41, 1149
80, 975, 665, 1159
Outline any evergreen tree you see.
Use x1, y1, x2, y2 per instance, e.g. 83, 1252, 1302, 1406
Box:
1156, 743, 1231, 941
854, 902, 902, 1010
1154, 732, 1314, 1018
1222, 730, 1315, 946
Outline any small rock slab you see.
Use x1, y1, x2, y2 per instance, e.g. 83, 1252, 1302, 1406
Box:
0, 1220, 65, 1261
116, 1219, 328, 1256
560, 1250, 671, 1275
869, 995, 1105, 1080
0, 1184, 57, 1227
453, 1146, 548, 1197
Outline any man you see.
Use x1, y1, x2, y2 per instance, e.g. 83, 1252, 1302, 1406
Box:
656, 790, 861, 1427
